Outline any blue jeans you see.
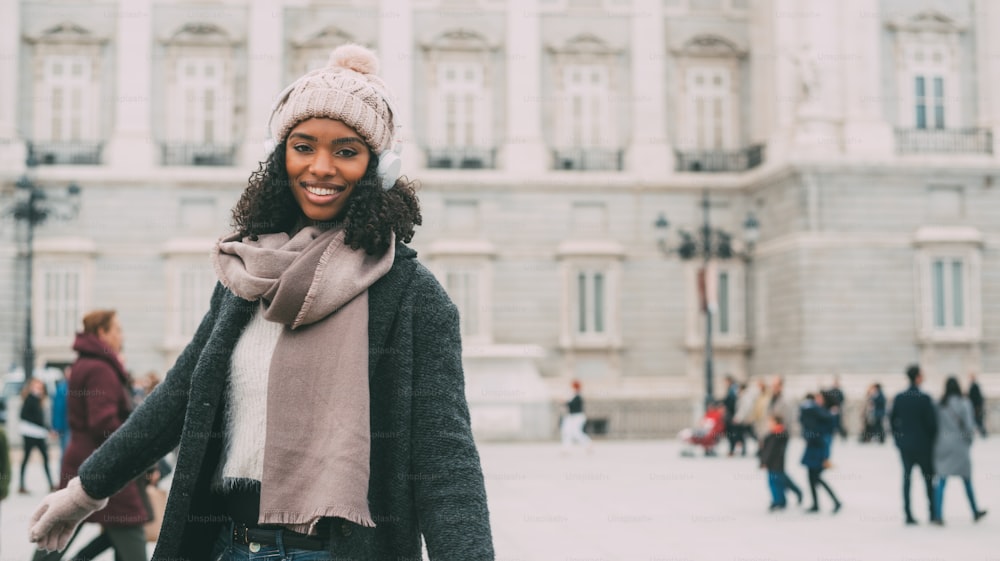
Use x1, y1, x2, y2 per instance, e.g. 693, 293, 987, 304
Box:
768, 471, 787, 506
933, 476, 980, 521
210, 521, 333, 561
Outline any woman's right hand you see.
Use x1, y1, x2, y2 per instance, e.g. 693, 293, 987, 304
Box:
28, 477, 108, 552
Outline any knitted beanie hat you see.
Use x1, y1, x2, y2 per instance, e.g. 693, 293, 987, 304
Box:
268, 44, 395, 153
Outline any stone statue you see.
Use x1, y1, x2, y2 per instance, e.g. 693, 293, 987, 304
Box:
790, 44, 821, 108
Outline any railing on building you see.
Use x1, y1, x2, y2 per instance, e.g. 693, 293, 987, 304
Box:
674, 144, 765, 173
161, 143, 238, 166
426, 146, 497, 169
29, 141, 103, 165
895, 128, 993, 155
552, 148, 624, 171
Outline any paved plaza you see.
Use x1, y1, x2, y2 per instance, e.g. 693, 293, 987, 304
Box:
1, 437, 997, 561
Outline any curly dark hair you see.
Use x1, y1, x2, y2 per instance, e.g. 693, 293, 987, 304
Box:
230, 142, 422, 255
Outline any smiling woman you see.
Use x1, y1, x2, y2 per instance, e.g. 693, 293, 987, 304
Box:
28, 44, 494, 561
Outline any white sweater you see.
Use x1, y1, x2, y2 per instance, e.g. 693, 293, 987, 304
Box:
213, 301, 282, 490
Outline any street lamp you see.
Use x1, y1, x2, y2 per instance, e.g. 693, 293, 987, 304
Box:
3, 143, 82, 382
654, 189, 760, 412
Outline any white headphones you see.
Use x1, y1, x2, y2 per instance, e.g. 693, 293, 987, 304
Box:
263, 79, 403, 191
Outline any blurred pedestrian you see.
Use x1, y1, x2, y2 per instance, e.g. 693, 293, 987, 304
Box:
29, 44, 493, 560
723, 375, 740, 455
821, 375, 847, 441
800, 393, 842, 513
561, 380, 592, 453
0, 422, 10, 557
731, 381, 760, 456
34, 309, 150, 561
931, 376, 988, 525
860, 383, 887, 444
758, 413, 790, 511
52, 366, 71, 464
768, 375, 803, 501
131, 371, 161, 407
968, 373, 987, 438
0, 423, 9, 501
890, 364, 938, 525
18, 378, 55, 494
751, 378, 772, 441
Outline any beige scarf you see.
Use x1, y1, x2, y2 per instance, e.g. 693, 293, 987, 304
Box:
212, 224, 394, 533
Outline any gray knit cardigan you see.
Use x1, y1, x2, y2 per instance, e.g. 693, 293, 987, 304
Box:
77, 244, 494, 560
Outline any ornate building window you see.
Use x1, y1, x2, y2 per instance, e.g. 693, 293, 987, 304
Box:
913, 227, 982, 343
546, 34, 624, 171
574, 269, 607, 335
888, 12, 989, 154
420, 30, 498, 169
671, 34, 760, 172
24, 23, 108, 165
444, 266, 486, 339
890, 12, 963, 130
557, 241, 623, 349
32, 238, 96, 349
426, 200, 495, 344
162, 239, 216, 355
159, 23, 242, 166
685, 65, 733, 150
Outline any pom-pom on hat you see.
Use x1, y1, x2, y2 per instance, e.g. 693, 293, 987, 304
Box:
268, 44, 396, 153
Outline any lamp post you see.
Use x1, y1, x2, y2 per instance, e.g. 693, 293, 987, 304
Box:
654, 189, 760, 412
4, 144, 81, 382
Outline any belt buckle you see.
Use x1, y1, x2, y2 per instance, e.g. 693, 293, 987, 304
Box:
232, 523, 250, 545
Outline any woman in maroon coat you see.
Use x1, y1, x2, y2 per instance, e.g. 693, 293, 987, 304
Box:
56, 310, 149, 561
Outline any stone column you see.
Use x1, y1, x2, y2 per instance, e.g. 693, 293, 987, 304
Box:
627, 0, 672, 177
788, 0, 843, 156
378, 0, 418, 172
750, 0, 797, 163
105, 0, 155, 169
974, 0, 1000, 155
840, 0, 893, 157
240, 0, 284, 168
502, 0, 546, 173
0, 0, 26, 167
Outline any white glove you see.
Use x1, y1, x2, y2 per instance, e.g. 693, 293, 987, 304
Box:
29, 477, 109, 552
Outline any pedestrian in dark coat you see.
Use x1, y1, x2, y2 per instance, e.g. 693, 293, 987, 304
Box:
861, 383, 887, 443
931, 377, 987, 524
0, 424, 10, 557
889, 364, 939, 525
799, 394, 842, 513
821, 375, 847, 441
18, 378, 54, 494
29, 44, 493, 561
968, 374, 987, 437
758, 414, 790, 511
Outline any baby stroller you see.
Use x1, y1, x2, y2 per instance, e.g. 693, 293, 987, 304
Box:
678, 402, 726, 457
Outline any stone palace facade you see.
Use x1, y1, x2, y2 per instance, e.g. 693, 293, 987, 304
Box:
2, 0, 999, 439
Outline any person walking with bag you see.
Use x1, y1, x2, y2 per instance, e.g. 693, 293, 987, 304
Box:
28, 44, 493, 561
931, 376, 988, 525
